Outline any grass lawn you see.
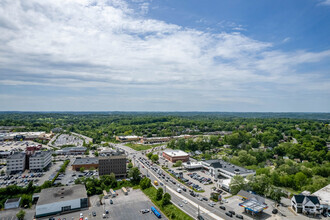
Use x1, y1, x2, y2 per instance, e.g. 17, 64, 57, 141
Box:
125, 143, 162, 151
142, 186, 194, 220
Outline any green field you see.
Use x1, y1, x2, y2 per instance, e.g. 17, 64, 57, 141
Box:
142, 186, 194, 220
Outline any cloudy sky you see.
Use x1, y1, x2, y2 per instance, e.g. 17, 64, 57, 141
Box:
0, 0, 329, 112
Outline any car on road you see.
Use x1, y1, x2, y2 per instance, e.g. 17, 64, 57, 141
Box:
178, 203, 183, 207
219, 205, 226, 210
80, 213, 83, 218
272, 209, 278, 214
225, 212, 233, 217
182, 200, 188, 204
110, 199, 113, 204
92, 211, 96, 217
229, 210, 236, 216
208, 202, 215, 207
236, 214, 244, 219
202, 197, 208, 201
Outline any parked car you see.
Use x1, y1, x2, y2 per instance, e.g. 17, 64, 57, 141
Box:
219, 206, 226, 210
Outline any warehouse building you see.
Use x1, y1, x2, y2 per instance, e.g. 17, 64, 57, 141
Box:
35, 185, 88, 218
162, 149, 189, 162
72, 157, 99, 171
115, 135, 141, 142
99, 155, 126, 177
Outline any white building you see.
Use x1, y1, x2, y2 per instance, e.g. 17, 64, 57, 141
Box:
291, 195, 322, 215
35, 185, 88, 218
6, 152, 26, 174
29, 151, 52, 170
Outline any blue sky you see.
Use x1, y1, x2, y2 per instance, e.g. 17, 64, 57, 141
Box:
0, 0, 329, 111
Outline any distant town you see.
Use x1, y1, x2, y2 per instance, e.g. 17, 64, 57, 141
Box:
0, 112, 328, 220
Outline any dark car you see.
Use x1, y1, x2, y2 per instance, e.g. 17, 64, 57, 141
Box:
229, 210, 236, 216
236, 214, 243, 219
110, 200, 113, 204
197, 215, 205, 220
219, 206, 226, 210
272, 209, 278, 214
225, 212, 233, 217
92, 211, 96, 217
49, 218, 55, 220
202, 197, 208, 201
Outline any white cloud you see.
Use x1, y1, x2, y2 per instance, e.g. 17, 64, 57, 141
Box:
0, 0, 329, 111
319, 0, 330, 6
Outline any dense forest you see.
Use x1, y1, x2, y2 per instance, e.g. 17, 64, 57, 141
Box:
0, 112, 329, 196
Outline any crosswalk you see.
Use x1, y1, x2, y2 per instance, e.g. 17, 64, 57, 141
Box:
0, 216, 17, 220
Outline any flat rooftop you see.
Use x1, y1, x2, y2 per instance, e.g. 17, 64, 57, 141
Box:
72, 157, 99, 165
30, 150, 51, 158
163, 149, 189, 157
7, 152, 25, 159
203, 159, 255, 175
313, 184, 330, 205
37, 185, 87, 206
239, 198, 268, 213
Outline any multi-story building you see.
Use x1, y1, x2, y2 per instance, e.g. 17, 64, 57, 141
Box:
163, 149, 189, 162
29, 151, 52, 171
6, 152, 26, 174
55, 147, 86, 155
72, 157, 99, 171
99, 155, 126, 177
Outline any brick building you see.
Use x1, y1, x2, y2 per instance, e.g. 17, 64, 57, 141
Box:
162, 149, 189, 163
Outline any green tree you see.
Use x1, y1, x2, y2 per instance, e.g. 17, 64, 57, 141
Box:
151, 154, 159, 163
173, 160, 182, 167
140, 177, 151, 189
156, 187, 164, 201
20, 194, 32, 208
162, 193, 171, 206
128, 167, 141, 184
80, 167, 85, 173
128, 162, 133, 169
16, 210, 25, 220
229, 175, 245, 195
147, 152, 153, 159
294, 172, 307, 190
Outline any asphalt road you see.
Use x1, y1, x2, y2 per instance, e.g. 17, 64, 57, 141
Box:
115, 144, 241, 220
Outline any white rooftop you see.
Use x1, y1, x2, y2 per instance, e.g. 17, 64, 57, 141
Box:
163, 149, 188, 157
313, 184, 330, 205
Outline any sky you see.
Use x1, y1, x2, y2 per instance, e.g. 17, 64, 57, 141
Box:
0, 0, 329, 112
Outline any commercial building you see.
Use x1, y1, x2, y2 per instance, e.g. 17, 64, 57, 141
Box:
0, 132, 51, 141
291, 194, 322, 216
99, 155, 126, 177
6, 152, 26, 174
29, 151, 52, 171
55, 147, 86, 155
238, 190, 268, 215
4, 198, 21, 209
162, 149, 189, 162
72, 157, 99, 171
115, 135, 141, 142
312, 184, 330, 208
201, 159, 255, 178
35, 185, 88, 218
141, 137, 171, 144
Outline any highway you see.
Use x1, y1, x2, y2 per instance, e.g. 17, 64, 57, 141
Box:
115, 144, 242, 220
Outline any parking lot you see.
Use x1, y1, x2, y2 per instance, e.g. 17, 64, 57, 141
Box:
39, 189, 166, 220
0, 141, 51, 152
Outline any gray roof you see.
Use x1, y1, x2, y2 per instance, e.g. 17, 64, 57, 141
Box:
204, 159, 254, 175
72, 157, 99, 165
5, 198, 21, 204
7, 152, 25, 159
238, 190, 265, 204
30, 151, 51, 158
61, 147, 87, 152
37, 185, 87, 206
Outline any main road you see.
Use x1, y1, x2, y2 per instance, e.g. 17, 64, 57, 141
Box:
114, 143, 247, 220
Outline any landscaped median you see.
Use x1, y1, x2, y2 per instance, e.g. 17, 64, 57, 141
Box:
141, 186, 194, 220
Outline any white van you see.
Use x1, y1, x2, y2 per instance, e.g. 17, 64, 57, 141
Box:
177, 188, 182, 193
